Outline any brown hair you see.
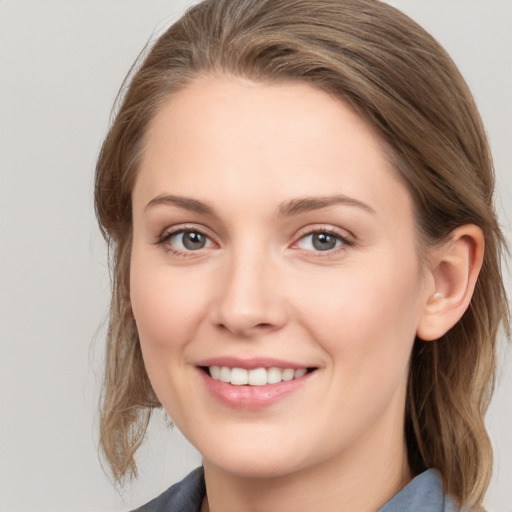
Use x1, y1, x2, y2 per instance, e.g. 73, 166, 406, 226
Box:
95, 0, 509, 506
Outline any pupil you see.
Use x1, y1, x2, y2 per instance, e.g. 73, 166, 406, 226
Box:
312, 233, 337, 251
183, 232, 205, 250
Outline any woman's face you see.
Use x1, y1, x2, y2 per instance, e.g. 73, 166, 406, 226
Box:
130, 76, 434, 479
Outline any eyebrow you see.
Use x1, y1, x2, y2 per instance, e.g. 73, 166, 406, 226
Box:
145, 194, 215, 215
144, 194, 375, 217
277, 195, 376, 217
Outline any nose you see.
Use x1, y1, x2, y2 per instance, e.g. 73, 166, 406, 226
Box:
210, 245, 287, 338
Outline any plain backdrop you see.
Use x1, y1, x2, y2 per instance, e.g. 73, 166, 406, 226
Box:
0, 1, 510, 511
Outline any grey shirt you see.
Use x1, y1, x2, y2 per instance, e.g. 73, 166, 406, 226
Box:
133, 467, 458, 512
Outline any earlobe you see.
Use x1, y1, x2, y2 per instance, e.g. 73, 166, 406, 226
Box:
417, 225, 485, 341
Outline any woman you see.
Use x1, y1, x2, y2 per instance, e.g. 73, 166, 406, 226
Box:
94, 0, 509, 510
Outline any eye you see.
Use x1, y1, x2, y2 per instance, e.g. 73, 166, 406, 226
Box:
295, 230, 352, 252
160, 229, 214, 252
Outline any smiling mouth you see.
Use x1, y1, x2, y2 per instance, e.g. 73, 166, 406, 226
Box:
202, 366, 316, 386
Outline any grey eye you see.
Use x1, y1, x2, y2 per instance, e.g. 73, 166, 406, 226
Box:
296, 232, 343, 252
311, 232, 339, 251
171, 231, 208, 250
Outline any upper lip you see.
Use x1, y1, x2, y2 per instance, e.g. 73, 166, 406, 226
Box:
195, 356, 314, 370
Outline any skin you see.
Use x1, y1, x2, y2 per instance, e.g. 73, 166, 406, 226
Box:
129, 75, 480, 512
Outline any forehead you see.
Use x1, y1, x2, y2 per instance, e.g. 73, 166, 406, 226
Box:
135, 75, 412, 222
142, 75, 388, 168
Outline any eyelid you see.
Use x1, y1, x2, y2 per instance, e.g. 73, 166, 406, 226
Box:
290, 225, 356, 252
153, 223, 218, 254
152, 223, 355, 257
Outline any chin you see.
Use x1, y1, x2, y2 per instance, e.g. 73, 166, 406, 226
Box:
203, 451, 304, 479
197, 432, 328, 480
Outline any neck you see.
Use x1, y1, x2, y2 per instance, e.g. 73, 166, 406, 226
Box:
202, 431, 412, 512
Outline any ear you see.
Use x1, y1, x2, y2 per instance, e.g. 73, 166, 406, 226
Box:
416, 225, 485, 341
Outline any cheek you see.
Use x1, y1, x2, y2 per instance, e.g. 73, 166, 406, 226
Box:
129, 249, 213, 415
295, 255, 424, 365
129, 251, 209, 352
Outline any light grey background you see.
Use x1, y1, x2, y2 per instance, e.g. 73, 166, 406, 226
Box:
0, 1, 510, 511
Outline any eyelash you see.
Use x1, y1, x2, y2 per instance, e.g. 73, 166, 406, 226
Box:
154, 226, 355, 257
292, 227, 355, 256
154, 226, 214, 256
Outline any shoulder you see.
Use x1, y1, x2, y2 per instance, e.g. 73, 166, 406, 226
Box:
131, 467, 205, 512
379, 469, 460, 512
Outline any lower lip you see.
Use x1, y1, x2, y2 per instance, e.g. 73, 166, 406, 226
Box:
198, 369, 313, 410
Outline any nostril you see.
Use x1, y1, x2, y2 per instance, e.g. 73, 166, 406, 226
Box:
215, 320, 277, 337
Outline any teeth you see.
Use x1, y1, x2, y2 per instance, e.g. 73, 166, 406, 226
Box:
208, 366, 309, 386
248, 367, 267, 386
267, 367, 282, 384
230, 367, 248, 385
210, 365, 221, 380
219, 366, 231, 383
282, 368, 294, 381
